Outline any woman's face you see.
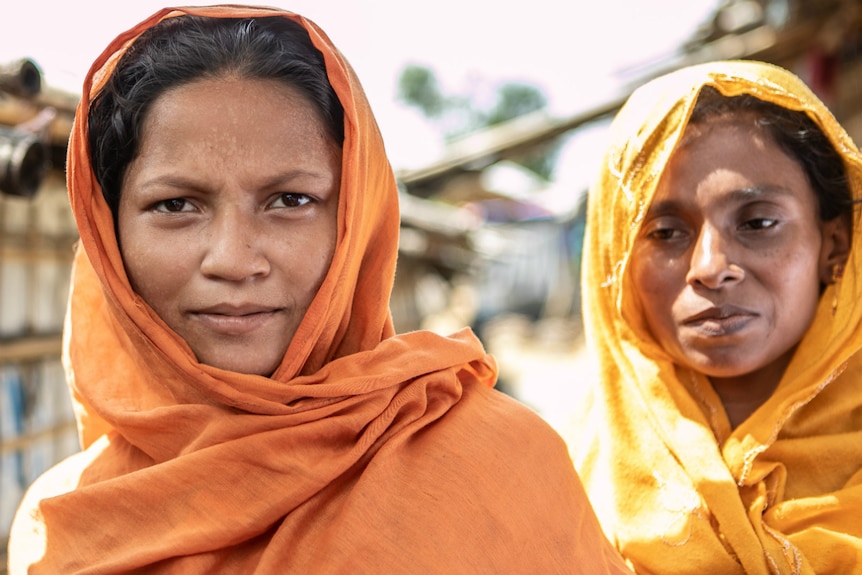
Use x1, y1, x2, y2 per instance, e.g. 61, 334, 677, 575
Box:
119, 77, 341, 376
629, 115, 840, 385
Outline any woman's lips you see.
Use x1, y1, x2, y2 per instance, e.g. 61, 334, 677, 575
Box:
683, 305, 757, 337
190, 305, 281, 336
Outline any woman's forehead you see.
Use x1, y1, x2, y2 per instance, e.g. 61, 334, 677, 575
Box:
679, 110, 766, 145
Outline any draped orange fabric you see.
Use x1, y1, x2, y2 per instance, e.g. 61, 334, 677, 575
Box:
7, 5, 631, 574
567, 60, 862, 574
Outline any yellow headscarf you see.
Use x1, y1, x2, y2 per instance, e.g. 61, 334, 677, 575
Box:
569, 60, 862, 574
8, 5, 632, 574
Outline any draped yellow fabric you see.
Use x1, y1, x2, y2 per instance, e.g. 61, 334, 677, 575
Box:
7, 5, 631, 574
568, 60, 862, 574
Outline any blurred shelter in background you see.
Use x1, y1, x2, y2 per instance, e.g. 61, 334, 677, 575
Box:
393, 0, 862, 331
0, 58, 80, 565
390, 0, 862, 405
2, 0, 862, 564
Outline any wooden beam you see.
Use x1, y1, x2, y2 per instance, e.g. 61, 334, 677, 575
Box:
0, 334, 62, 362
0, 419, 77, 455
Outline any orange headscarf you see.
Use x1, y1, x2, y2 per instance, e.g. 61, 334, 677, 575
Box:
8, 5, 630, 574
568, 60, 862, 574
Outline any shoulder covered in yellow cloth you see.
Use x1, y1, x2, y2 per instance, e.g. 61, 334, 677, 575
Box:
567, 59, 862, 574
7, 5, 630, 574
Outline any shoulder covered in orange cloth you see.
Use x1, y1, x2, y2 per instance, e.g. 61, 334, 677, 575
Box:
567, 59, 862, 574
7, 5, 630, 574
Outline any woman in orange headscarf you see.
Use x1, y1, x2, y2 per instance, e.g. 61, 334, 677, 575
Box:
568, 60, 862, 574
7, 5, 630, 574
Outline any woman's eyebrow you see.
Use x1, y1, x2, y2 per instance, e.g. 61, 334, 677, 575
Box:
644, 198, 681, 216
714, 184, 797, 209
256, 169, 335, 189
646, 184, 792, 215
136, 174, 200, 191
136, 169, 330, 192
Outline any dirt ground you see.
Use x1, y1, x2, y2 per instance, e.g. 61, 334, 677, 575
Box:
481, 314, 596, 434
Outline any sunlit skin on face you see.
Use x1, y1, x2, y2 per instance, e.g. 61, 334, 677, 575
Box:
629, 115, 847, 427
118, 77, 341, 376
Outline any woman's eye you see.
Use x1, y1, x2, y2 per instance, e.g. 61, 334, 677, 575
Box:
271, 193, 312, 208
740, 217, 778, 231
646, 227, 683, 241
641, 215, 687, 242
154, 198, 191, 213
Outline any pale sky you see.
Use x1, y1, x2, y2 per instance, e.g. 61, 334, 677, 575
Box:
1, 0, 718, 170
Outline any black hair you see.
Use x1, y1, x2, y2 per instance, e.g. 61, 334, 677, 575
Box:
690, 85, 853, 224
88, 15, 345, 218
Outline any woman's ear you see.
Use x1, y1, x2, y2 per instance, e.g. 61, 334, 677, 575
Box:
819, 213, 852, 285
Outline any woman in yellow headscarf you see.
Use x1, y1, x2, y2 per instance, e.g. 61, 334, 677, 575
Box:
568, 59, 862, 574
7, 5, 631, 574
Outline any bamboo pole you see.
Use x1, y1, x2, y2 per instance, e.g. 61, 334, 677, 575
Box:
0, 334, 62, 362
0, 419, 77, 455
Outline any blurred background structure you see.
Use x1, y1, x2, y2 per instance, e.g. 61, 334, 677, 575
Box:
3, 0, 862, 564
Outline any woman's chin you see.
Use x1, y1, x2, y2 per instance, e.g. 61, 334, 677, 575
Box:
194, 350, 281, 377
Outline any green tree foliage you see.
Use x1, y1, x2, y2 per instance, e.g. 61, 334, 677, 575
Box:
397, 65, 446, 118
397, 64, 557, 178
398, 64, 547, 137
485, 83, 547, 127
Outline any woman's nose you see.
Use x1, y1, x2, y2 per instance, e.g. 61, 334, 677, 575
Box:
685, 226, 744, 289
199, 210, 270, 281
